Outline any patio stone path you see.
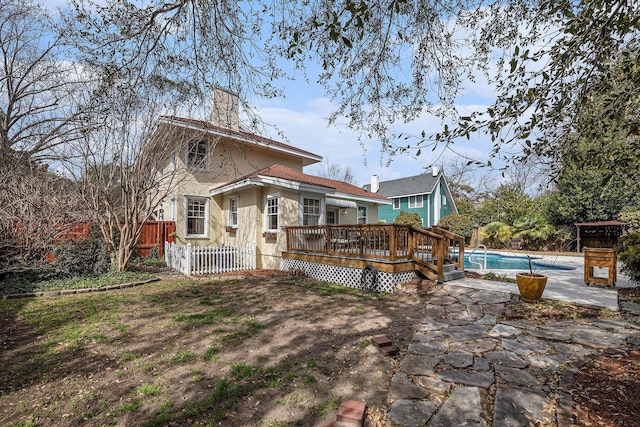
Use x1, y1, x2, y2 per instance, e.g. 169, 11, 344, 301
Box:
384, 283, 640, 427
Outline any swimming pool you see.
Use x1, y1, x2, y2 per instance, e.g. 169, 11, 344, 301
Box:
464, 252, 576, 271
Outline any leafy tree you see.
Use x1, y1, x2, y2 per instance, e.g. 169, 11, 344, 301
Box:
480, 221, 512, 249
393, 211, 423, 228
546, 137, 640, 226
475, 183, 535, 226
544, 46, 640, 227
618, 210, 640, 282
618, 231, 640, 283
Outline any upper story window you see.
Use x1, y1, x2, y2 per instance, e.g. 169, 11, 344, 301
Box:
265, 194, 279, 232
186, 140, 209, 171
357, 205, 368, 224
409, 195, 423, 209
186, 196, 208, 237
393, 198, 400, 210
302, 197, 320, 226
228, 196, 239, 228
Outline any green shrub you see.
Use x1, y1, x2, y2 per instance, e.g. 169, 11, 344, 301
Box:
617, 230, 640, 283
481, 221, 512, 248
620, 210, 640, 232
437, 213, 474, 239
393, 211, 423, 228
513, 214, 554, 250
53, 227, 111, 278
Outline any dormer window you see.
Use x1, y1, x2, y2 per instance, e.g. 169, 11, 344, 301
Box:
186, 139, 209, 171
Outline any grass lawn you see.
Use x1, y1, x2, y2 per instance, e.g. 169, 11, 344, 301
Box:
0, 272, 431, 426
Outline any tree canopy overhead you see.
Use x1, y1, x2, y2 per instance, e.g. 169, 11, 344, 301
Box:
62, 0, 639, 170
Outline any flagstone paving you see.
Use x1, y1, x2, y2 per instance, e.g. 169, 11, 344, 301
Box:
384, 284, 640, 427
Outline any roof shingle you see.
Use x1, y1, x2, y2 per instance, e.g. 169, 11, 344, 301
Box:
215, 164, 390, 201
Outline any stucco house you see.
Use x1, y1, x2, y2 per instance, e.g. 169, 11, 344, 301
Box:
155, 89, 390, 269
362, 168, 458, 227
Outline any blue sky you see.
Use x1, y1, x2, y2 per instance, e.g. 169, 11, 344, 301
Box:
254, 71, 499, 187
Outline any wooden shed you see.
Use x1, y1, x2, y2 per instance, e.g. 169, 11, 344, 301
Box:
575, 220, 626, 252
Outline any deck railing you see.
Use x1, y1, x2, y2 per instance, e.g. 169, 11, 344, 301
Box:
284, 224, 464, 279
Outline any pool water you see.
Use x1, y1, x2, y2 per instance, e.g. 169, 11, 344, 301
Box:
464, 253, 576, 271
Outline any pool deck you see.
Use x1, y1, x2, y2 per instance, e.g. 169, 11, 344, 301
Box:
462, 253, 636, 310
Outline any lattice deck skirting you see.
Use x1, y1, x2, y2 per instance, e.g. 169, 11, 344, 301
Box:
281, 258, 416, 293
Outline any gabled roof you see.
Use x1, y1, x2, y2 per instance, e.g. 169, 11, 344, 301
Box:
363, 173, 441, 198
211, 164, 390, 204
158, 116, 322, 166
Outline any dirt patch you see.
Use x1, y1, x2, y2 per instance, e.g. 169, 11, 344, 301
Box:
571, 350, 640, 427
0, 273, 432, 426
565, 287, 640, 427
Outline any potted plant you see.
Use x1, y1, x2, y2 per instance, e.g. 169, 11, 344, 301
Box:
515, 255, 547, 303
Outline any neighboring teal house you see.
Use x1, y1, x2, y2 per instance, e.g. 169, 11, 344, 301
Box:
363, 168, 458, 227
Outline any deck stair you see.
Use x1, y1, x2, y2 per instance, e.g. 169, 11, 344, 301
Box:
414, 258, 465, 282
442, 263, 465, 281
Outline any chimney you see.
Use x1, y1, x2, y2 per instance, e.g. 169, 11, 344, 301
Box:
371, 175, 379, 193
210, 87, 239, 131
432, 166, 440, 177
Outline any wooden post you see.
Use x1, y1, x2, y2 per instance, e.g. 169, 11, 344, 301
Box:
437, 239, 445, 282
389, 225, 396, 261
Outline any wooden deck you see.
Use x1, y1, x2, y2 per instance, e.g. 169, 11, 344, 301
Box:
283, 224, 464, 282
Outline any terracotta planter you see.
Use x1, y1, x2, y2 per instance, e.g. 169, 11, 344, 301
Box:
516, 273, 548, 303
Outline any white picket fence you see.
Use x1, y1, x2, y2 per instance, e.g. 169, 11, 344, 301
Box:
164, 242, 256, 275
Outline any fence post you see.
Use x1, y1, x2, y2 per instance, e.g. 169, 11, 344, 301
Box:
186, 243, 192, 276
251, 241, 256, 270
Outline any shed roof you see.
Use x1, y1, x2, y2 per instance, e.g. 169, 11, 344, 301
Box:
575, 220, 627, 227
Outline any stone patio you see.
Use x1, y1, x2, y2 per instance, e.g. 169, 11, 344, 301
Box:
383, 283, 640, 426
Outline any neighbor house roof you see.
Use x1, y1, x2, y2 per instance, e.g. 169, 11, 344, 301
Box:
158, 116, 322, 166
363, 173, 441, 198
211, 164, 391, 204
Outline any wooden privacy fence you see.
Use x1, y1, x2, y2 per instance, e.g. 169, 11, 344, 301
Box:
164, 242, 257, 275
138, 221, 175, 257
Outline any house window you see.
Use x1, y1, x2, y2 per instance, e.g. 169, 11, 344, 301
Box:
303, 197, 320, 226
186, 197, 208, 236
326, 210, 337, 225
228, 196, 239, 228
409, 195, 423, 209
265, 194, 279, 232
442, 195, 447, 206
393, 198, 400, 210
357, 205, 367, 224
186, 139, 208, 171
